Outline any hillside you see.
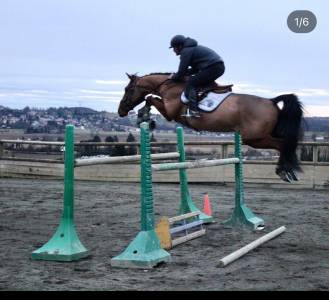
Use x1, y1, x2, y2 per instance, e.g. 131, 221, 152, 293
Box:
1, 105, 328, 135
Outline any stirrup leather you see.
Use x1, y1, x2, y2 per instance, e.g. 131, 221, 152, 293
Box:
181, 108, 201, 118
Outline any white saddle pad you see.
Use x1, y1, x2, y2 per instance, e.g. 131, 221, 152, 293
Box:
181, 92, 232, 112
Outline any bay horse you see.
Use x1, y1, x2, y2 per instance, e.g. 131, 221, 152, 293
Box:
118, 73, 304, 182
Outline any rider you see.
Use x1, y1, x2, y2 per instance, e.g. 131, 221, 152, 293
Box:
169, 35, 225, 116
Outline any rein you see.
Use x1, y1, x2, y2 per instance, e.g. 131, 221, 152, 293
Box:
136, 77, 174, 96
128, 74, 197, 131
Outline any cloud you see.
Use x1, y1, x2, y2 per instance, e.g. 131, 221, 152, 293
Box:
231, 82, 329, 98
95, 80, 128, 85
27, 90, 50, 94
78, 95, 121, 102
80, 89, 124, 96
1, 77, 329, 116
303, 105, 329, 117
231, 83, 277, 96
297, 89, 329, 97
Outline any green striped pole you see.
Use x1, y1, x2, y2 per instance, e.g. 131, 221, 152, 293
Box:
176, 127, 214, 223
223, 132, 265, 230
111, 122, 171, 269
31, 125, 89, 261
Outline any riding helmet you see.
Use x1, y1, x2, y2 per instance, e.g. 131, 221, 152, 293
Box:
169, 35, 186, 48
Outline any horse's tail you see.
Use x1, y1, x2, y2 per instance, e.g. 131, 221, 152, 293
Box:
271, 94, 304, 171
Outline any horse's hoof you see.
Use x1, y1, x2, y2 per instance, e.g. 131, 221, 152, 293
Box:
149, 120, 156, 131
136, 117, 143, 126
290, 171, 299, 181
278, 171, 292, 183
285, 172, 294, 183
282, 175, 292, 183
275, 167, 282, 176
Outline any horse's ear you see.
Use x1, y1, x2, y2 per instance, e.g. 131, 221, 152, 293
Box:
126, 73, 136, 80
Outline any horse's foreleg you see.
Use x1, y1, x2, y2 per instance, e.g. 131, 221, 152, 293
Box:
147, 96, 172, 121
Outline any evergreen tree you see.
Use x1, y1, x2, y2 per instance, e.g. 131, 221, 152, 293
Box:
112, 135, 126, 156
126, 132, 137, 155
105, 135, 116, 155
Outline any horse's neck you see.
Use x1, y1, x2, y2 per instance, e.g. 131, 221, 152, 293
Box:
140, 75, 166, 94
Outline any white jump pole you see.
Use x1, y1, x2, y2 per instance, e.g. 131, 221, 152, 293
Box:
75, 152, 179, 167
152, 158, 240, 171
218, 226, 286, 267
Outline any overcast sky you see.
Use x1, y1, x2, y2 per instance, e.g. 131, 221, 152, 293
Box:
0, 0, 328, 116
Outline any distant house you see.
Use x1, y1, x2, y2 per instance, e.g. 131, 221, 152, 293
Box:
31, 121, 41, 129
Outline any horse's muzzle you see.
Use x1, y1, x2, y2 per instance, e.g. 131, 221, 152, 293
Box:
118, 106, 128, 117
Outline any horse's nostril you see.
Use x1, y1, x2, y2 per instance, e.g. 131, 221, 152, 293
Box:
118, 107, 128, 117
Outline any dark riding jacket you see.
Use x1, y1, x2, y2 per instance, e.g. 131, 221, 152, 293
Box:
172, 38, 223, 81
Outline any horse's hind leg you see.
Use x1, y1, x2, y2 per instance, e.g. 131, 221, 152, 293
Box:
244, 136, 299, 182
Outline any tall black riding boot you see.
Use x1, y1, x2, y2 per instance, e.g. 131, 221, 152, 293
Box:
187, 88, 200, 117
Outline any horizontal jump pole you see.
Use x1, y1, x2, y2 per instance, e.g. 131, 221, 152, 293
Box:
171, 229, 206, 248
168, 211, 201, 224
75, 152, 180, 167
170, 220, 204, 234
218, 226, 286, 267
0, 140, 64, 146
152, 158, 240, 171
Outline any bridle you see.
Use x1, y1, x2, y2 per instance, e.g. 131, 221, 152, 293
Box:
122, 75, 178, 112
134, 77, 172, 96
123, 74, 195, 131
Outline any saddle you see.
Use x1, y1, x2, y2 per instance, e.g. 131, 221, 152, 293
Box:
197, 82, 233, 101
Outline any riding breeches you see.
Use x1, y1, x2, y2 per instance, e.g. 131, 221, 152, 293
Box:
184, 61, 225, 101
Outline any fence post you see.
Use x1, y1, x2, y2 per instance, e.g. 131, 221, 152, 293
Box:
221, 144, 228, 159
0, 142, 3, 159
176, 127, 213, 223
31, 124, 89, 261
223, 132, 265, 230
313, 145, 318, 163
111, 122, 171, 269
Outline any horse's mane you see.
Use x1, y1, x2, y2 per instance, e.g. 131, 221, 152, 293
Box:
145, 72, 172, 76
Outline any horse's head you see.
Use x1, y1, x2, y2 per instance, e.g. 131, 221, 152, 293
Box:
118, 73, 149, 117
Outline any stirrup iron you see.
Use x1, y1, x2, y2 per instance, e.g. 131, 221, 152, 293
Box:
181, 108, 200, 118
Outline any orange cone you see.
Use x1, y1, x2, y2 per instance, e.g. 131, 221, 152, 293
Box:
203, 193, 212, 216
